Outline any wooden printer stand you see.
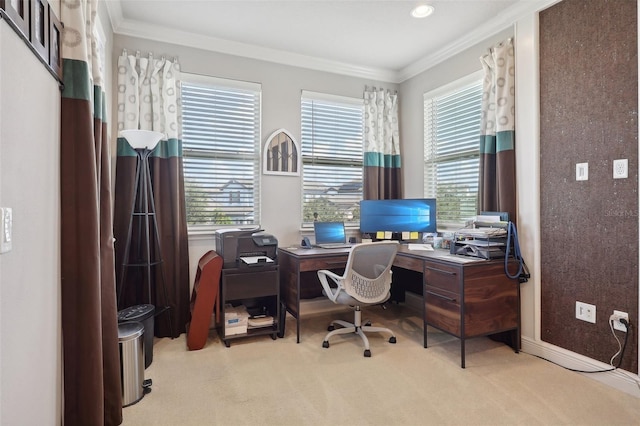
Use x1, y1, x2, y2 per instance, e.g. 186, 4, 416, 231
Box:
219, 264, 280, 347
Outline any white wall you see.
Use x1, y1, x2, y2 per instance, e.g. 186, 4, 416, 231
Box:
0, 24, 61, 425
111, 35, 398, 280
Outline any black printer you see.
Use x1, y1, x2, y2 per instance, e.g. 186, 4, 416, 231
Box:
214, 228, 278, 267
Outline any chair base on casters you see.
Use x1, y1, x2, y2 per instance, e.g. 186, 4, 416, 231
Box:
321, 307, 396, 357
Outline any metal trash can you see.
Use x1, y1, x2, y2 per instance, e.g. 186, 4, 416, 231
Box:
118, 321, 145, 407
118, 304, 155, 368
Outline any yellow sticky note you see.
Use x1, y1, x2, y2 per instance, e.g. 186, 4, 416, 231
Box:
376, 231, 385, 239
410, 231, 419, 240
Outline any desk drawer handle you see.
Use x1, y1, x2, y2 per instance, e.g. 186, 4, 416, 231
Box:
426, 266, 456, 276
426, 290, 457, 302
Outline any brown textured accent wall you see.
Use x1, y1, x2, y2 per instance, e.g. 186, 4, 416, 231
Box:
540, 0, 638, 373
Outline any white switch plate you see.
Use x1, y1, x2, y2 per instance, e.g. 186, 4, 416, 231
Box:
613, 158, 628, 179
0, 207, 12, 253
576, 163, 588, 181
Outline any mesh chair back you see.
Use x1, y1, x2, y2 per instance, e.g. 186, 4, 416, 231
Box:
343, 241, 398, 304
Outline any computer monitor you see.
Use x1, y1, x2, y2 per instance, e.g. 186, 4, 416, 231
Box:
313, 221, 347, 244
359, 199, 437, 234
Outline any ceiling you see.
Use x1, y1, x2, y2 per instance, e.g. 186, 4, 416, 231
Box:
105, 0, 550, 82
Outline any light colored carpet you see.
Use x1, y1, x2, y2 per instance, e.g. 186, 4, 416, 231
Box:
122, 303, 640, 425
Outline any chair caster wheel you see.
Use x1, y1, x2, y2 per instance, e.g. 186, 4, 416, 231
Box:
322, 341, 330, 348
389, 336, 397, 344
364, 349, 371, 357
327, 325, 335, 331
364, 321, 372, 326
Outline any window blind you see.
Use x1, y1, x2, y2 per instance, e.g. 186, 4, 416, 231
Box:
424, 74, 482, 226
181, 75, 261, 229
301, 91, 363, 227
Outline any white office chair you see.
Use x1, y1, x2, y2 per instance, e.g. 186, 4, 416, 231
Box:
317, 241, 399, 357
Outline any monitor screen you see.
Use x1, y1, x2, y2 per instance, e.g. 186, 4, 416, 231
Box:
359, 199, 437, 234
313, 221, 347, 244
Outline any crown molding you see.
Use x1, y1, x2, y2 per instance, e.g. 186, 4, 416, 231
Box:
104, 0, 560, 84
108, 11, 398, 83
398, 0, 559, 82
103, 0, 123, 34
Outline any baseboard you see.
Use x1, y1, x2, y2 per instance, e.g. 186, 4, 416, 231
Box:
521, 337, 640, 398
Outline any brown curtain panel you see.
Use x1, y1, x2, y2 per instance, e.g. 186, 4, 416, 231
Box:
60, 1, 122, 424
478, 38, 517, 222
363, 88, 403, 200
113, 142, 190, 337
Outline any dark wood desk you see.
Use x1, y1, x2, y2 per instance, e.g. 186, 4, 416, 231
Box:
278, 245, 521, 367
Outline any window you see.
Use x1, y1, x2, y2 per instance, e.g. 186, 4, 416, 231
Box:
301, 91, 364, 227
181, 74, 261, 230
424, 71, 483, 227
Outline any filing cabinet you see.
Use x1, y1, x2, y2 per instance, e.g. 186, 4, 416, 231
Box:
423, 258, 520, 367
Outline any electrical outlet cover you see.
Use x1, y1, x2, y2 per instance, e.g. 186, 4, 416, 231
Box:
613, 159, 628, 179
612, 310, 629, 332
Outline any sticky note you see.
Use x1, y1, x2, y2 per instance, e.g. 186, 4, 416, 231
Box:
410, 231, 419, 240
402, 232, 410, 240
376, 231, 385, 239
384, 231, 392, 239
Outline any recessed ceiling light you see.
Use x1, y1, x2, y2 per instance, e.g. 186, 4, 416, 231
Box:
411, 4, 435, 18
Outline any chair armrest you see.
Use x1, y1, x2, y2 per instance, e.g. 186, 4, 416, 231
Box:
317, 269, 344, 303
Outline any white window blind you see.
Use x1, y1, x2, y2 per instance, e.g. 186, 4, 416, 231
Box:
301, 91, 363, 227
424, 72, 482, 226
181, 74, 261, 229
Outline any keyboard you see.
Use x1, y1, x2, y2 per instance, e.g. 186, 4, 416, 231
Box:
316, 243, 353, 249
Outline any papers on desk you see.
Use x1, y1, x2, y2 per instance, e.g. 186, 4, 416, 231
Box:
240, 256, 274, 265
407, 243, 434, 251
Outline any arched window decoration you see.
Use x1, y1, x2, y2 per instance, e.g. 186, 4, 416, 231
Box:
263, 129, 300, 176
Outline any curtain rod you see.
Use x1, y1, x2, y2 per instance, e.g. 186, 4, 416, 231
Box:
364, 85, 397, 95
121, 48, 178, 63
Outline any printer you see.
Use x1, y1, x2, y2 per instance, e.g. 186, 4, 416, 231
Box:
214, 228, 278, 267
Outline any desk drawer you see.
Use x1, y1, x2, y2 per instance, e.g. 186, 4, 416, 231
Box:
425, 285, 461, 335
424, 262, 460, 294
300, 256, 347, 272
224, 270, 278, 300
393, 254, 423, 272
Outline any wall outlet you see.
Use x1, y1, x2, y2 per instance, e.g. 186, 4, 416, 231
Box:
576, 301, 596, 323
611, 310, 629, 332
613, 159, 628, 179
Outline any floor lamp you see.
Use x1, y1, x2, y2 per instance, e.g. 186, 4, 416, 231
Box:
117, 129, 173, 335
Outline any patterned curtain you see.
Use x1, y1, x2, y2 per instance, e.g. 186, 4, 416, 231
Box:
363, 88, 403, 199
479, 38, 516, 221
113, 51, 189, 338
60, 1, 122, 424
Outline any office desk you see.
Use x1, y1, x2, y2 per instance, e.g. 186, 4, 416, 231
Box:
278, 245, 521, 367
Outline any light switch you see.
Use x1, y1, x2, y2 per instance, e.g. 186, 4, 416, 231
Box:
0, 207, 12, 253
576, 163, 588, 181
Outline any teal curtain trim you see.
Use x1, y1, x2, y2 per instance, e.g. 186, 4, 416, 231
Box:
496, 130, 515, 152
364, 152, 402, 168
61, 59, 92, 101
480, 131, 515, 154
117, 137, 183, 158
93, 86, 107, 122
479, 135, 496, 155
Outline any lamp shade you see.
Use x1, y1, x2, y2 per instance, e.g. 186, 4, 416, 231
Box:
120, 129, 165, 150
